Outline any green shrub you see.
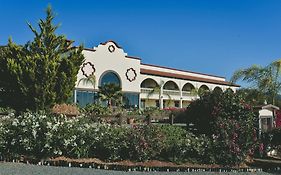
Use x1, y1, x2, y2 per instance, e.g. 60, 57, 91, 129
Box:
0, 107, 15, 115
186, 90, 257, 165
267, 127, 281, 146
82, 104, 112, 117
159, 125, 209, 163
92, 125, 129, 161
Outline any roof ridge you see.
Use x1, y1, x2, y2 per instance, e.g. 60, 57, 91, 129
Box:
140, 68, 239, 87
141, 63, 226, 79
100, 40, 122, 48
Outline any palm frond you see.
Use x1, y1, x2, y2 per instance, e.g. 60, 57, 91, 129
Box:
78, 74, 96, 87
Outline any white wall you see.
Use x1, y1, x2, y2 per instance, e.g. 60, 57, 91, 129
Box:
76, 41, 141, 93
75, 40, 238, 98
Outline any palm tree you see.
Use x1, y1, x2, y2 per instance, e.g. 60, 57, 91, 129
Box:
77, 74, 96, 88
231, 60, 281, 105
98, 83, 122, 108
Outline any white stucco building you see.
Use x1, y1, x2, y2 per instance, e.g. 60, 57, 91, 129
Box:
74, 40, 239, 109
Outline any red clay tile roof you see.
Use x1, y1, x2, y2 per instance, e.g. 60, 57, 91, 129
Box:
140, 68, 240, 87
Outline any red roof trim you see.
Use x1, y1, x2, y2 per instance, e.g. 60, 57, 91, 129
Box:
141, 63, 225, 79
125, 55, 141, 60
140, 68, 240, 87
100, 40, 122, 48
83, 48, 96, 52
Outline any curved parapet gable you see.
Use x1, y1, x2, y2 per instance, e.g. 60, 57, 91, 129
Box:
76, 40, 141, 93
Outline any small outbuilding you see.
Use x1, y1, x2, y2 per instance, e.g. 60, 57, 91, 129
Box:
254, 104, 280, 134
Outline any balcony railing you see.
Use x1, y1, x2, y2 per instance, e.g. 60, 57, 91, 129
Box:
141, 88, 154, 94
163, 89, 180, 96
182, 91, 196, 97
141, 88, 196, 97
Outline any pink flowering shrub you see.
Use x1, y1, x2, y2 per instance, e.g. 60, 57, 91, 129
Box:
186, 90, 257, 165
125, 125, 165, 161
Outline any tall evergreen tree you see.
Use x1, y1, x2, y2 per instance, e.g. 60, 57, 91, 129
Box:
0, 6, 84, 112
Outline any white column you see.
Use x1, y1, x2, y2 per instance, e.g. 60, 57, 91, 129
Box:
160, 86, 163, 109
258, 116, 262, 138
180, 89, 183, 108
74, 89, 77, 104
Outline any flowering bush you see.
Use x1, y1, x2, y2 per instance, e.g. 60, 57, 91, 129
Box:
186, 90, 257, 165
0, 112, 98, 159
0, 112, 53, 159
46, 115, 98, 158
0, 106, 256, 165
125, 125, 165, 161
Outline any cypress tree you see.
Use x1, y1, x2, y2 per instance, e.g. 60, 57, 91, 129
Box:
0, 6, 84, 112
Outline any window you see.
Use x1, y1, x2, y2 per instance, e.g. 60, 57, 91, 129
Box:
261, 117, 273, 132
156, 100, 160, 108
123, 93, 139, 108
100, 71, 120, 87
175, 101, 179, 107
76, 90, 97, 107
141, 99, 145, 108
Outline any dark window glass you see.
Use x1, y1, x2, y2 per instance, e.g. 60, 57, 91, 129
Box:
100, 72, 120, 87
123, 93, 139, 108
175, 101, 179, 107
76, 90, 97, 107
141, 99, 145, 108
156, 100, 160, 108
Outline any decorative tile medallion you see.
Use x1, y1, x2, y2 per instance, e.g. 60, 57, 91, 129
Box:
81, 62, 95, 77
126, 68, 137, 82
108, 45, 115, 53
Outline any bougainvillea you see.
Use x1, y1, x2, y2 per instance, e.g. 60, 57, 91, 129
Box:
186, 90, 257, 165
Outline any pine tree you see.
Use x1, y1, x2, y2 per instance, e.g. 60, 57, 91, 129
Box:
0, 6, 84, 112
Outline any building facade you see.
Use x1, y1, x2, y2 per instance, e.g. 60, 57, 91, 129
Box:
74, 40, 239, 109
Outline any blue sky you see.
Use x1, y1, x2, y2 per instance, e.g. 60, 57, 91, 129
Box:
1, 0, 281, 83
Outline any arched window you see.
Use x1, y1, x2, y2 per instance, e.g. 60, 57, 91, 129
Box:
100, 71, 121, 87
226, 88, 234, 93
141, 78, 158, 88
182, 83, 195, 92
163, 81, 179, 90
213, 86, 223, 93
198, 85, 210, 95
